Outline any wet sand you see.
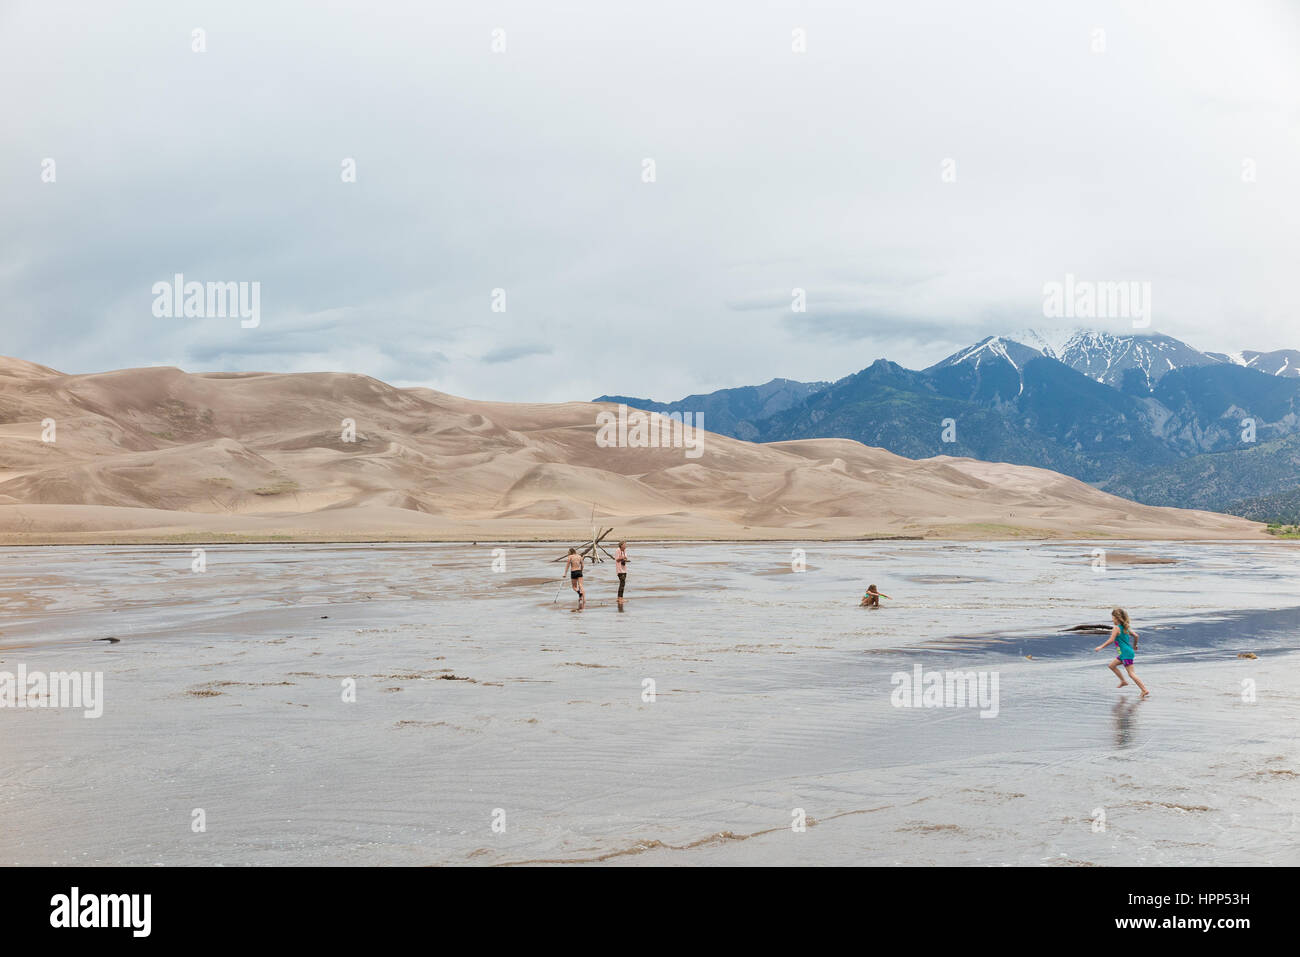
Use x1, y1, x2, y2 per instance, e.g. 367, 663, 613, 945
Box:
1, 541, 1297, 866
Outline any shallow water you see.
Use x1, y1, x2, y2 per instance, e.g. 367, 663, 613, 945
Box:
1, 540, 1297, 865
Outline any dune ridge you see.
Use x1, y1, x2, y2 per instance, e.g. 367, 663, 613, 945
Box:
0, 357, 1263, 543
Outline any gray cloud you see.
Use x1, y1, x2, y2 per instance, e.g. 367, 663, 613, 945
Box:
2, 0, 1298, 402
480, 344, 553, 364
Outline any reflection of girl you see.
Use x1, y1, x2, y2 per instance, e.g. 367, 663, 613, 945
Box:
1094, 607, 1149, 698
859, 584, 891, 608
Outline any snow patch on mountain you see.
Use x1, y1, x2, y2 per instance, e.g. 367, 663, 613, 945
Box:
948, 337, 1021, 370
932, 329, 1300, 391
1009, 326, 1083, 359
1240, 349, 1300, 378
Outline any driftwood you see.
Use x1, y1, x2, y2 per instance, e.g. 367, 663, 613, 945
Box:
552, 527, 615, 564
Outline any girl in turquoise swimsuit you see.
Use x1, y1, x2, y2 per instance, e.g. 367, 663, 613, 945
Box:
1095, 607, 1149, 698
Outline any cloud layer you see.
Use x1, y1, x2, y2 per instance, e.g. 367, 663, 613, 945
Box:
3, 0, 1298, 401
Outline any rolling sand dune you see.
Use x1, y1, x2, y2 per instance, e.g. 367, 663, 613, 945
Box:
0, 357, 1264, 543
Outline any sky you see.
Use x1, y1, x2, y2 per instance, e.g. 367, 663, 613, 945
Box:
3, 0, 1299, 402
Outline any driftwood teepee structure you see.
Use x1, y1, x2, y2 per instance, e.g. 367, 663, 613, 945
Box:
552, 526, 616, 565
552, 504, 617, 565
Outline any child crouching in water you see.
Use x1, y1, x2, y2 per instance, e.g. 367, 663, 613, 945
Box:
1095, 607, 1149, 698
860, 584, 891, 608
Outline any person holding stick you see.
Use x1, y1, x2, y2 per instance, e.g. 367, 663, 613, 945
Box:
563, 547, 586, 609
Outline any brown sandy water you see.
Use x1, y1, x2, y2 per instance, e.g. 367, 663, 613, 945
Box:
1, 541, 1297, 866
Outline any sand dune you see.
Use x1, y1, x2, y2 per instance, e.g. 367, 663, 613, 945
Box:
0, 358, 1264, 543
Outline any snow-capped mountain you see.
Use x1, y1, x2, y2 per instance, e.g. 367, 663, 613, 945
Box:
929, 329, 1215, 390
1051, 330, 1219, 389
1206, 349, 1300, 379
1006, 326, 1081, 359
935, 329, 1298, 391
608, 329, 1300, 521
926, 335, 1048, 373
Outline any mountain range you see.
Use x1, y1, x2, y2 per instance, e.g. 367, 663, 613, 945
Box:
0, 356, 1256, 543
595, 329, 1300, 523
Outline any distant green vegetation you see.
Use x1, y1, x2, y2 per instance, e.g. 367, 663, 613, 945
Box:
154, 399, 215, 437
1266, 524, 1300, 538
1222, 478, 1300, 525
926, 522, 1103, 539
155, 531, 294, 543
252, 480, 299, 496
1106, 434, 1300, 518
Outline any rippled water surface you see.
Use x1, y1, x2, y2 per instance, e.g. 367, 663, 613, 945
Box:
2, 540, 1297, 865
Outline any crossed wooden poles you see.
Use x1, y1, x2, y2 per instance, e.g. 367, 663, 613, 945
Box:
552, 526, 617, 565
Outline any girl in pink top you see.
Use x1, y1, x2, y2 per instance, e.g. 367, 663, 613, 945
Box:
615, 541, 629, 603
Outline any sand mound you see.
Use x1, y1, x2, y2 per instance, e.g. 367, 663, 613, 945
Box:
0, 357, 1265, 543
0, 357, 64, 379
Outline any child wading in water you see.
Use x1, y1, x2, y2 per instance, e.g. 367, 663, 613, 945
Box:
860, 584, 891, 608
1095, 607, 1149, 698
564, 547, 586, 609
614, 541, 629, 604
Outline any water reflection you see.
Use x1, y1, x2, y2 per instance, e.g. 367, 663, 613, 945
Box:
1112, 697, 1142, 748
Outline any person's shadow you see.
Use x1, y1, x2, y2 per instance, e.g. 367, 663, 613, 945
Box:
1112, 697, 1142, 748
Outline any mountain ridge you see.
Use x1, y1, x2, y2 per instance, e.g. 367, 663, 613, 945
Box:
593, 329, 1300, 521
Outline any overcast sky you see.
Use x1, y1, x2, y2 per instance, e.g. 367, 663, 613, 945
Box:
3, 0, 1298, 402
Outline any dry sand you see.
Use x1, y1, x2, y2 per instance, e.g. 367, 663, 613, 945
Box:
0, 357, 1264, 543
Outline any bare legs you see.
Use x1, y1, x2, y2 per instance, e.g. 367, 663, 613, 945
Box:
1108, 659, 1150, 697
1125, 664, 1149, 698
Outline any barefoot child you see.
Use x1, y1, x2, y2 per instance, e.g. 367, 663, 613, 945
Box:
860, 584, 891, 608
615, 541, 629, 604
564, 547, 586, 609
1095, 607, 1149, 698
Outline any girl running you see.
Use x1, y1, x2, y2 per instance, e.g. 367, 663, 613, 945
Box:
1095, 607, 1149, 698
